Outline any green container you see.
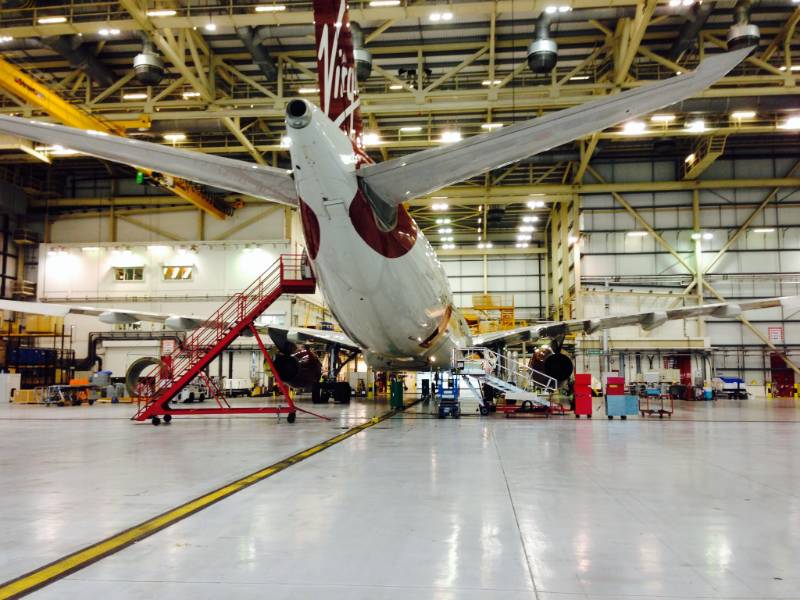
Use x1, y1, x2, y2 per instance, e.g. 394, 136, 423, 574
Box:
390, 380, 404, 409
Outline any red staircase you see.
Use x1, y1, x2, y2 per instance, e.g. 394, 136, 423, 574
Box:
133, 254, 320, 425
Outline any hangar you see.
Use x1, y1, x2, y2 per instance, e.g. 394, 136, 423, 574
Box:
0, 0, 799, 597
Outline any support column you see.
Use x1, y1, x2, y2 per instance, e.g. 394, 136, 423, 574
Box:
692, 189, 704, 337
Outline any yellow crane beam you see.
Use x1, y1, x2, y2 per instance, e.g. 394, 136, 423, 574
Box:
0, 56, 228, 219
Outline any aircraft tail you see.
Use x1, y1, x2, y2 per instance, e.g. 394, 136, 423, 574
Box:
312, 0, 363, 142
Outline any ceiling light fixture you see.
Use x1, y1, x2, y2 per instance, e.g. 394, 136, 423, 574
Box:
0, 36, 13, 43
439, 130, 462, 144
481, 79, 502, 86
370, 0, 401, 5
298, 87, 320, 94
481, 122, 503, 130
182, 91, 201, 99
399, 125, 422, 133
651, 114, 676, 124
255, 4, 287, 11
38, 16, 68, 24
389, 84, 404, 90
752, 228, 775, 233
527, 200, 546, 209
730, 110, 756, 120
779, 116, 800, 130
122, 92, 148, 100
519, 225, 535, 233
362, 132, 382, 146
146, 9, 177, 17
685, 118, 707, 133
163, 133, 187, 142
523, 216, 539, 223
569, 75, 590, 81
204, 22, 217, 32
621, 120, 647, 135
431, 203, 449, 211
627, 231, 648, 237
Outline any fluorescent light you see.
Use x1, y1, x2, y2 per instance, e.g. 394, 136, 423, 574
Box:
569, 75, 590, 81
621, 120, 647, 135
163, 133, 186, 142
182, 91, 201, 99
81, 246, 100, 252
527, 200, 545, 209
481, 122, 503, 130
437, 228, 452, 234
280, 135, 292, 148
123, 92, 148, 100
439, 130, 462, 143
523, 216, 539, 223
685, 152, 696, 164
779, 116, 800, 130
431, 203, 449, 211
98, 28, 120, 36
778, 65, 800, 71
204, 22, 217, 32
691, 232, 702, 240
731, 110, 756, 120
558, 5, 572, 12
651, 114, 676, 124
515, 243, 529, 248
752, 228, 775, 233
627, 231, 648, 237
435, 218, 451, 224
702, 232, 713, 240
298, 87, 320, 94
399, 125, 422, 133
389, 84, 404, 90
685, 118, 707, 133
38, 16, 67, 24
254, 4, 287, 11
146, 9, 177, 17
441, 243, 456, 250
0, 36, 13, 43
519, 225, 535, 233
370, 0, 400, 5
429, 11, 453, 21
481, 79, 502, 86
362, 132, 382, 146
517, 234, 532, 242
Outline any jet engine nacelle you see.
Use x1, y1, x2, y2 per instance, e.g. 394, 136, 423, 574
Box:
272, 348, 322, 389
530, 344, 574, 386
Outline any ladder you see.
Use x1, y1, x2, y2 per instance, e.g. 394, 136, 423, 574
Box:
133, 254, 319, 425
453, 346, 558, 408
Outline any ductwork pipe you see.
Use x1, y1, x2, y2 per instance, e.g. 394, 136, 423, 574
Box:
528, 12, 557, 73
350, 22, 372, 81
236, 26, 277, 82
727, 0, 760, 50
668, 1, 714, 60
133, 34, 165, 85
41, 35, 116, 88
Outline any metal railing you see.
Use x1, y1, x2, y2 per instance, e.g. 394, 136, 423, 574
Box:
453, 346, 558, 394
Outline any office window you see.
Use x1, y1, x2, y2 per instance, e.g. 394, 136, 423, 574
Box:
162, 266, 193, 280
114, 267, 143, 281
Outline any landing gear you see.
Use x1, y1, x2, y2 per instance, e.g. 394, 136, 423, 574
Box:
287, 412, 296, 423
311, 381, 352, 404
163, 414, 172, 424
151, 416, 161, 426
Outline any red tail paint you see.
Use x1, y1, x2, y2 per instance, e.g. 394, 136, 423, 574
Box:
313, 0, 363, 143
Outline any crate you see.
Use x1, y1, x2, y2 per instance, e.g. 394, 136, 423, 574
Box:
606, 395, 638, 419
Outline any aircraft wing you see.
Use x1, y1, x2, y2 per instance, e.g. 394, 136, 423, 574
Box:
266, 325, 360, 352
0, 115, 298, 206
358, 46, 752, 206
472, 295, 800, 346
0, 299, 205, 330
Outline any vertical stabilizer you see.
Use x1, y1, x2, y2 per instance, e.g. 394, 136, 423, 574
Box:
312, 0, 363, 142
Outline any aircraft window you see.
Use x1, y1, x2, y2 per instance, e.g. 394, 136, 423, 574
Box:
114, 267, 144, 281
162, 266, 193, 281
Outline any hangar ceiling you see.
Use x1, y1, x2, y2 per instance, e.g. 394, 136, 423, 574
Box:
0, 0, 798, 247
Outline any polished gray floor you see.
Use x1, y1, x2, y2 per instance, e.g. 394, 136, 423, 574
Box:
2, 397, 800, 599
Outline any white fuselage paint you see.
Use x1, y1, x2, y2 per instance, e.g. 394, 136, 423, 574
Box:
288, 103, 472, 370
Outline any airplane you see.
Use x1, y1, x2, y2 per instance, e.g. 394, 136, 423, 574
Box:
0, 0, 793, 404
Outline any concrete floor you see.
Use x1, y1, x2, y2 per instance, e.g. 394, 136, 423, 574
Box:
2, 397, 800, 599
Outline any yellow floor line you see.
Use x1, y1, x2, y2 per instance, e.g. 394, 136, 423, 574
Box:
0, 406, 405, 600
